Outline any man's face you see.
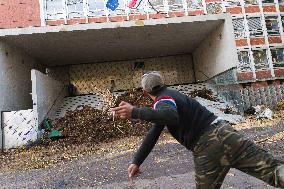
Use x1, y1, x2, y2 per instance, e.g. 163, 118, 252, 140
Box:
143, 90, 156, 101
143, 90, 149, 97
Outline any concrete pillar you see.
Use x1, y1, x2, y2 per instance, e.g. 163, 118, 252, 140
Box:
193, 17, 239, 82
0, 41, 41, 148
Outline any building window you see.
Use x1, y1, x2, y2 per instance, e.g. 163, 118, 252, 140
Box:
238, 51, 252, 71
129, 0, 146, 14
108, 0, 126, 15
88, 0, 105, 17
271, 48, 284, 68
253, 50, 269, 70
151, 0, 164, 6
262, 0, 274, 3
223, 0, 241, 7
187, 0, 203, 9
282, 16, 284, 32
168, 0, 184, 11
148, 0, 165, 12
233, 18, 246, 38
206, 3, 223, 14
67, 0, 84, 19
265, 16, 279, 36
245, 0, 259, 5
45, 0, 65, 20
247, 17, 263, 37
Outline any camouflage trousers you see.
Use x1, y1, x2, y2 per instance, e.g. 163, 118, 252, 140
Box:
193, 120, 284, 189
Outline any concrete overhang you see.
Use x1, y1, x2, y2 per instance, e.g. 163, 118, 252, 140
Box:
0, 14, 234, 67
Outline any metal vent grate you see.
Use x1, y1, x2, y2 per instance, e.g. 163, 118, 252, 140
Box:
247, 17, 262, 30
233, 18, 245, 38
233, 18, 245, 30
247, 17, 263, 36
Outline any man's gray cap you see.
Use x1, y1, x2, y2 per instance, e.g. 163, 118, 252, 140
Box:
141, 71, 165, 93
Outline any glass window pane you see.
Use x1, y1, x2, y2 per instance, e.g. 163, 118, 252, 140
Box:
89, 0, 105, 17
67, 0, 84, 19
253, 50, 269, 70
265, 16, 279, 36
168, 0, 184, 11
245, 0, 258, 5
238, 51, 252, 71
186, 0, 203, 9
46, 0, 65, 20
262, 0, 274, 3
271, 48, 284, 68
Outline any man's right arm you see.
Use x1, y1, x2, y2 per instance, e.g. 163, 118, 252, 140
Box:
132, 124, 165, 166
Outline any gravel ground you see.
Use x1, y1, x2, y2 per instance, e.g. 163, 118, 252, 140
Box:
0, 116, 283, 189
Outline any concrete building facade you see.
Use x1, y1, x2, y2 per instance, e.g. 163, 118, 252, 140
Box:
0, 0, 283, 149
0, 0, 283, 83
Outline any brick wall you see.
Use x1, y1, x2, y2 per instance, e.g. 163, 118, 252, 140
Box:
0, 0, 41, 29
237, 72, 254, 81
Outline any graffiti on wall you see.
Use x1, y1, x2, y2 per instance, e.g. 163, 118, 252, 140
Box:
2, 109, 37, 149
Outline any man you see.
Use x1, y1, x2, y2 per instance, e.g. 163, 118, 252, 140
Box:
111, 71, 284, 188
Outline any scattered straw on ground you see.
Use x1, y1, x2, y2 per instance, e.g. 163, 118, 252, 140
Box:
1, 88, 283, 173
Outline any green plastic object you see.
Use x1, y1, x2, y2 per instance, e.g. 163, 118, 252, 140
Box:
43, 119, 63, 140
43, 119, 52, 130
48, 129, 63, 139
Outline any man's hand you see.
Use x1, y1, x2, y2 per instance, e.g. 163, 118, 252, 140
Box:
110, 101, 134, 119
128, 164, 140, 183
